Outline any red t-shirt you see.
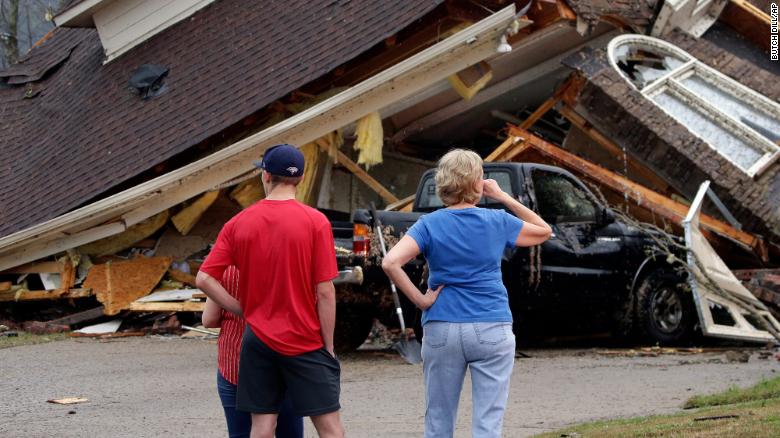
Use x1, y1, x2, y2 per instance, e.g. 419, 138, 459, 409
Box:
200, 199, 338, 356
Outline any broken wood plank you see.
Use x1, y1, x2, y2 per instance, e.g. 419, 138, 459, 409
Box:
506, 126, 766, 257
0, 281, 10, 292
46, 306, 106, 326
230, 177, 265, 208
76, 210, 169, 256
47, 397, 88, 405
315, 139, 399, 204
0, 288, 92, 302
172, 191, 220, 235
486, 134, 527, 163
136, 289, 201, 302
720, 0, 772, 53
1, 260, 62, 274
558, 104, 674, 194
168, 269, 196, 287
154, 228, 208, 261
83, 256, 172, 315
385, 194, 416, 211
125, 301, 205, 312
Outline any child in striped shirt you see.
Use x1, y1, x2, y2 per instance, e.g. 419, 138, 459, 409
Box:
203, 265, 302, 438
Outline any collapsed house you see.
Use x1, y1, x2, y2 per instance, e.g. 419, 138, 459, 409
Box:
0, 0, 778, 342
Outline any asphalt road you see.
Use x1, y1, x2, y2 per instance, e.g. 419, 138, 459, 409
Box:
1, 336, 778, 437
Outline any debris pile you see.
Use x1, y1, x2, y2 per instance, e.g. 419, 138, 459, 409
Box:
0, 190, 246, 336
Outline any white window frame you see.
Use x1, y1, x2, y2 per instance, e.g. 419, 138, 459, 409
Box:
607, 35, 780, 177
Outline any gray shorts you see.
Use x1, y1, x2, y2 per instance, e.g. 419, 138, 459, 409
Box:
236, 327, 341, 417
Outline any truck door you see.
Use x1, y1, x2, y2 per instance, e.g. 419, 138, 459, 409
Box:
524, 167, 625, 325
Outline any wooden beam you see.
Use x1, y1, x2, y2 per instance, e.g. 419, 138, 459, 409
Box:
720, 0, 772, 53
0, 288, 92, 302
1, 260, 63, 274
172, 191, 219, 235
125, 301, 205, 312
506, 126, 766, 257
558, 104, 674, 194
46, 306, 106, 326
315, 139, 399, 205
385, 194, 416, 211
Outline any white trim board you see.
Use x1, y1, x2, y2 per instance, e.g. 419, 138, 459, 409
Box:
0, 5, 517, 271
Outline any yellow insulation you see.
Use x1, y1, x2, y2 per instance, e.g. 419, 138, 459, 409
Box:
353, 112, 383, 169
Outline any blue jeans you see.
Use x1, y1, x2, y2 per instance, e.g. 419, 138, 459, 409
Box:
422, 322, 515, 438
217, 371, 303, 438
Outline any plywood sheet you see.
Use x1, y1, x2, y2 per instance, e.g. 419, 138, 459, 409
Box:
84, 256, 172, 315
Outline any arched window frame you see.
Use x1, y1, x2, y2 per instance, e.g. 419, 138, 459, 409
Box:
607, 35, 780, 177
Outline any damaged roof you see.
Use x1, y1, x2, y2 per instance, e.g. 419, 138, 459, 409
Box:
0, 0, 442, 239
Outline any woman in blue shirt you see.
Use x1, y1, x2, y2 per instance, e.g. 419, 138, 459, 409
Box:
382, 149, 552, 438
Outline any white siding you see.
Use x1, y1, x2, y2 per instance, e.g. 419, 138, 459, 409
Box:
93, 0, 215, 62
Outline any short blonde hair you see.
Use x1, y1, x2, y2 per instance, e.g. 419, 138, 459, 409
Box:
435, 149, 483, 206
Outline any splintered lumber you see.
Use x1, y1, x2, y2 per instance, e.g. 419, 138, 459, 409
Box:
505, 126, 767, 258
154, 229, 208, 261
230, 178, 265, 208
47, 397, 88, 405
168, 269, 197, 287
385, 194, 416, 211
720, 0, 772, 52
1, 260, 62, 274
557, 104, 673, 194
76, 210, 169, 256
125, 301, 205, 312
46, 306, 105, 326
172, 191, 220, 235
0, 281, 10, 292
314, 138, 399, 204
84, 256, 172, 315
0, 256, 79, 302
0, 288, 92, 302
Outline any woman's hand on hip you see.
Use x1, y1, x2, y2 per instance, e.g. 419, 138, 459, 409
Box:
419, 285, 444, 310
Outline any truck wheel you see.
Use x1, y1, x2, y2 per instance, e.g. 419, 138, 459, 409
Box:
636, 269, 696, 344
334, 303, 374, 353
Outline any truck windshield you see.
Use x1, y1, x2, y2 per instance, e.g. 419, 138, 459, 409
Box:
417, 170, 514, 210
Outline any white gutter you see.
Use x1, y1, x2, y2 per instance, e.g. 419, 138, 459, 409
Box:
0, 5, 517, 271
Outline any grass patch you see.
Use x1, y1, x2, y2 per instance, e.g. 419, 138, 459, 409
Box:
0, 331, 69, 349
536, 377, 780, 438
684, 377, 780, 409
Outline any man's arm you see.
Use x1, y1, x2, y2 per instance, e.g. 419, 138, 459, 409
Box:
196, 271, 242, 318
316, 280, 337, 357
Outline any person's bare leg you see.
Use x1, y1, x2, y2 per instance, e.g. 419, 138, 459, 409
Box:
311, 411, 344, 438
250, 413, 277, 438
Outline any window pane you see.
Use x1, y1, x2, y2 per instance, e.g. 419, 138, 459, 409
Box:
679, 75, 780, 144
652, 91, 763, 170
532, 171, 598, 223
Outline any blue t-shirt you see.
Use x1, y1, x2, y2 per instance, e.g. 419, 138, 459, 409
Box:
406, 207, 524, 325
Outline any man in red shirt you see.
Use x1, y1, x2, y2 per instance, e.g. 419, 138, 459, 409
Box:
197, 144, 344, 438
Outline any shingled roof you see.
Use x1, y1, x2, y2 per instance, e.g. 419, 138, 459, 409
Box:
0, 0, 442, 238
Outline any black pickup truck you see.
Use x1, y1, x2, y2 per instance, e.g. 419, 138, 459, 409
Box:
335, 162, 695, 349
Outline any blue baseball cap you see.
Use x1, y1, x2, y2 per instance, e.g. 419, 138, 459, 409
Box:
254, 144, 305, 177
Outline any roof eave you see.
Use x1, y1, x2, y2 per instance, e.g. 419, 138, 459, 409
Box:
53, 0, 110, 28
